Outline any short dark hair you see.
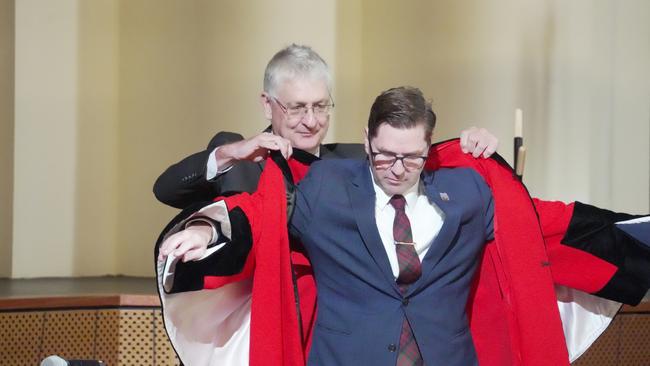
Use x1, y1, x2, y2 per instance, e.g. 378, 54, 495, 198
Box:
367, 86, 436, 143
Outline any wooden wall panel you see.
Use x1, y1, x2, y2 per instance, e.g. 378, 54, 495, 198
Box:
1, 303, 644, 365
41, 310, 96, 361
618, 315, 650, 365
154, 309, 180, 366
116, 310, 154, 365
0, 308, 182, 365
0, 312, 44, 366
96, 310, 120, 366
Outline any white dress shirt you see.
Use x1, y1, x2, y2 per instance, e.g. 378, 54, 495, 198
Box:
206, 147, 229, 181
371, 171, 445, 278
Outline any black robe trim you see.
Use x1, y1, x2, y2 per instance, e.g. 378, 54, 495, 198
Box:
562, 201, 650, 303
593, 268, 647, 305
155, 151, 312, 295
164, 207, 254, 294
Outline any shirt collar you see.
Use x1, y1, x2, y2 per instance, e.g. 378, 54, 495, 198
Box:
370, 167, 421, 211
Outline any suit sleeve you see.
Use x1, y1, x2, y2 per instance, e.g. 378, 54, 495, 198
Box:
289, 161, 324, 241
534, 198, 650, 305
153, 131, 245, 208
479, 174, 495, 242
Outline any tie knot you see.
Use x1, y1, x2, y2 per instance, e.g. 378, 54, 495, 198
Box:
390, 195, 407, 211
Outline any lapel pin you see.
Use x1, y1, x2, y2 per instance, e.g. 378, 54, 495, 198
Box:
440, 192, 450, 201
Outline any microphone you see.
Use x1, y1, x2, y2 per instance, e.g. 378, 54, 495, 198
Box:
41, 355, 104, 366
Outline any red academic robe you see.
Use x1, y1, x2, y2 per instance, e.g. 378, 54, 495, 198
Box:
156, 140, 649, 366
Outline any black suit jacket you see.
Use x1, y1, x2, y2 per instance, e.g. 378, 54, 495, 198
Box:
153, 130, 366, 208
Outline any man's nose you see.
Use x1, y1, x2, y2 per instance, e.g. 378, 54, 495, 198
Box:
301, 108, 317, 128
390, 159, 406, 176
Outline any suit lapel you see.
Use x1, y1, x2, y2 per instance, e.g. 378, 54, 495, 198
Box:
346, 163, 401, 293
408, 171, 461, 295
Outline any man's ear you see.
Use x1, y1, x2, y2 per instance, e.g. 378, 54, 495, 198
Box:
363, 127, 370, 155
260, 93, 273, 121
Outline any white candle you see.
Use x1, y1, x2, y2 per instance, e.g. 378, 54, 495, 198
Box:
515, 108, 523, 138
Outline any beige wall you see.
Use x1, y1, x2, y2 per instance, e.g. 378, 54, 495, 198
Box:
117, 0, 213, 275
13, 0, 119, 277
606, 1, 650, 212
332, 0, 365, 142
5, 0, 649, 278
75, 0, 119, 275
540, 0, 650, 212
361, 0, 650, 212
0, 0, 14, 277
14, 0, 80, 277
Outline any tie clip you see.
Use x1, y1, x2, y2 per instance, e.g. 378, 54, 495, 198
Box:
394, 241, 416, 246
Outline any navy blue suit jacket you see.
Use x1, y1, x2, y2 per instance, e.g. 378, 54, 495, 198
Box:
290, 158, 494, 366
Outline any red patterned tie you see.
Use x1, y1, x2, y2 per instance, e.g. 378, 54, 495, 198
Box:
389, 195, 424, 366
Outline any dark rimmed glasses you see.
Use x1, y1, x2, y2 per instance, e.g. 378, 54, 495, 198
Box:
368, 140, 428, 171
271, 96, 335, 120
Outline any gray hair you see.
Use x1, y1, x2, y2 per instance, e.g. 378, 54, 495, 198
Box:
263, 44, 332, 96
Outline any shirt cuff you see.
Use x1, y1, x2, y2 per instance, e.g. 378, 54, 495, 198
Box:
206, 147, 233, 181
184, 217, 219, 245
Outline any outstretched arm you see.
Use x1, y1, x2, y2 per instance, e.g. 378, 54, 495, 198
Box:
153, 131, 293, 208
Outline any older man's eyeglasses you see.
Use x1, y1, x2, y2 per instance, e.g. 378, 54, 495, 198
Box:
272, 96, 334, 120
368, 141, 428, 171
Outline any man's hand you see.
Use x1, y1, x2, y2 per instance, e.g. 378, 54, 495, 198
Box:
158, 222, 213, 263
460, 127, 499, 158
216, 132, 293, 169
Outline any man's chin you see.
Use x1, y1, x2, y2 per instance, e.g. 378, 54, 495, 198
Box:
380, 181, 408, 196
